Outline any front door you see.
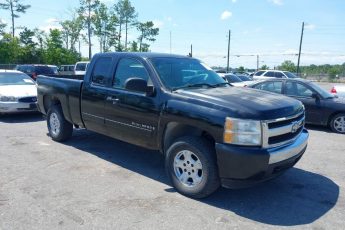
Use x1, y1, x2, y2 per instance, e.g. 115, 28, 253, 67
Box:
284, 81, 323, 124
104, 58, 160, 149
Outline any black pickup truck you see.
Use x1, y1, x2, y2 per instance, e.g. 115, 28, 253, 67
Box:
37, 52, 309, 198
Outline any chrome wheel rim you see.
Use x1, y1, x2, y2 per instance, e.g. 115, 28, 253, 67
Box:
49, 112, 61, 136
333, 116, 345, 133
173, 150, 203, 187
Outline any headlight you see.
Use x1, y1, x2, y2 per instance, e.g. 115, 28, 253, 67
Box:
223, 117, 262, 146
0, 96, 17, 102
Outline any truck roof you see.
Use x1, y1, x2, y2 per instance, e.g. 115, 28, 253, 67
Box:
95, 52, 193, 60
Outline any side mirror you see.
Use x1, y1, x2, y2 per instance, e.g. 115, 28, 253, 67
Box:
311, 92, 319, 99
124, 78, 155, 96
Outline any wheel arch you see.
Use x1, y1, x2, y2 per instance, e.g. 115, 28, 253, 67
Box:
328, 111, 345, 126
162, 122, 216, 154
43, 95, 61, 114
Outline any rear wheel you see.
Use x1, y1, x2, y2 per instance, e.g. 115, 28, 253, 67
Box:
47, 105, 73, 142
165, 136, 220, 198
330, 113, 345, 134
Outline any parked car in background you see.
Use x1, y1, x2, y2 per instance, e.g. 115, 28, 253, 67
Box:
16, 64, 55, 80
253, 70, 298, 80
59, 65, 75, 75
48, 65, 58, 74
74, 61, 89, 75
331, 85, 345, 98
219, 73, 247, 87
249, 78, 345, 133
236, 74, 255, 82
0, 70, 37, 114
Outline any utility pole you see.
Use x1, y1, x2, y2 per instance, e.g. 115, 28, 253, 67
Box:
297, 22, 305, 76
227, 30, 231, 73
169, 31, 172, 54
78, 38, 81, 55
190, 44, 193, 57
256, 55, 259, 71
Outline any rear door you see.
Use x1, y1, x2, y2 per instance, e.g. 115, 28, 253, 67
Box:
252, 80, 283, 94
81, 56, 115, 134
103, 57, 160, 149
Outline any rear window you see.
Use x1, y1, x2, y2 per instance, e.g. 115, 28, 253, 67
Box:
35, 66, 55, 74
225, 74, 242, 83
237, 75, 251, 81
75, 63, 88, 71
91, 57, 113, 85
284, 71, 298, 78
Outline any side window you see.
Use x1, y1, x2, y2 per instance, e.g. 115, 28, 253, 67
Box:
275, 72, 284, 78
264, 71, 274, 77
91, 57, 113, 86
254, 70, 265, 76
258, 81, 282, 93
113, 58, 150, 90
296, 83, 313, 97
285, 82, 313, 97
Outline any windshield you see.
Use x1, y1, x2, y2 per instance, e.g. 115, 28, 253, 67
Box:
0, 73, 35, 85
225, 74, 242, 83
284, 71, 298, 78
309, 82, 334, 99
150, 57, 226, 90
75, 63, 88, 71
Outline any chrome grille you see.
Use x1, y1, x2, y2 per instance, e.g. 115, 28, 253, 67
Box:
262, 111, 305, 148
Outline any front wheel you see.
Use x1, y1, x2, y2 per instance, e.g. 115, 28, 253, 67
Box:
165, 136, 220, 198
330, 113, 345, 134
47, 105, 73, 142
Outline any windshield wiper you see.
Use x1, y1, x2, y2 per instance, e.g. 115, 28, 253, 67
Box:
172, 83, 217, 91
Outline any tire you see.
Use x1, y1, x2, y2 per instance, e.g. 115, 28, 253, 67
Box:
165, 136, 220, 198
330, 113, 345, 134
47, 105, 73, 142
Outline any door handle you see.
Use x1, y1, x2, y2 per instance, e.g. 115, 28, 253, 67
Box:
106, 96, 120, 103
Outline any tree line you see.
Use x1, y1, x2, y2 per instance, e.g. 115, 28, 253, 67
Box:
235, 60, 345, 80
277, 60, 345, 80
0, 0, 159, 65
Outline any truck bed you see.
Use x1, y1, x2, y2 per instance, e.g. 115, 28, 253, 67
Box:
36, 75, 84, 127
43, 74, 84, 80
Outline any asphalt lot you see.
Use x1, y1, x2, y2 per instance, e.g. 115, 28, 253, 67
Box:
0, 112, 344, 230
1, 81, 345, 230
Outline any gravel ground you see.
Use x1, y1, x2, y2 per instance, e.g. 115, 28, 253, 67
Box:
0, 112, 344, 230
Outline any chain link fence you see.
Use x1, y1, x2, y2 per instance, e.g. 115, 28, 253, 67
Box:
0, 64, 17, 70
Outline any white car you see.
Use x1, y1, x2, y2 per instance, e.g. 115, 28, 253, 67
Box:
331, 85, 345, 97
253, 70, 298, 80
74, 61, 89, 75
0, 70, 38, 114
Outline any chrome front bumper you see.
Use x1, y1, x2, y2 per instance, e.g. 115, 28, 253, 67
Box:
268, 129, 309, 164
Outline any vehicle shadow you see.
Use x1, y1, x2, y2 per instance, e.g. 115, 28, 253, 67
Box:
0, 112, 44, 123
65, 129, 339, 226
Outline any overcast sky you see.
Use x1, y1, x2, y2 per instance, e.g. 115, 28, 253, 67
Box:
1, 0, 344, 68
